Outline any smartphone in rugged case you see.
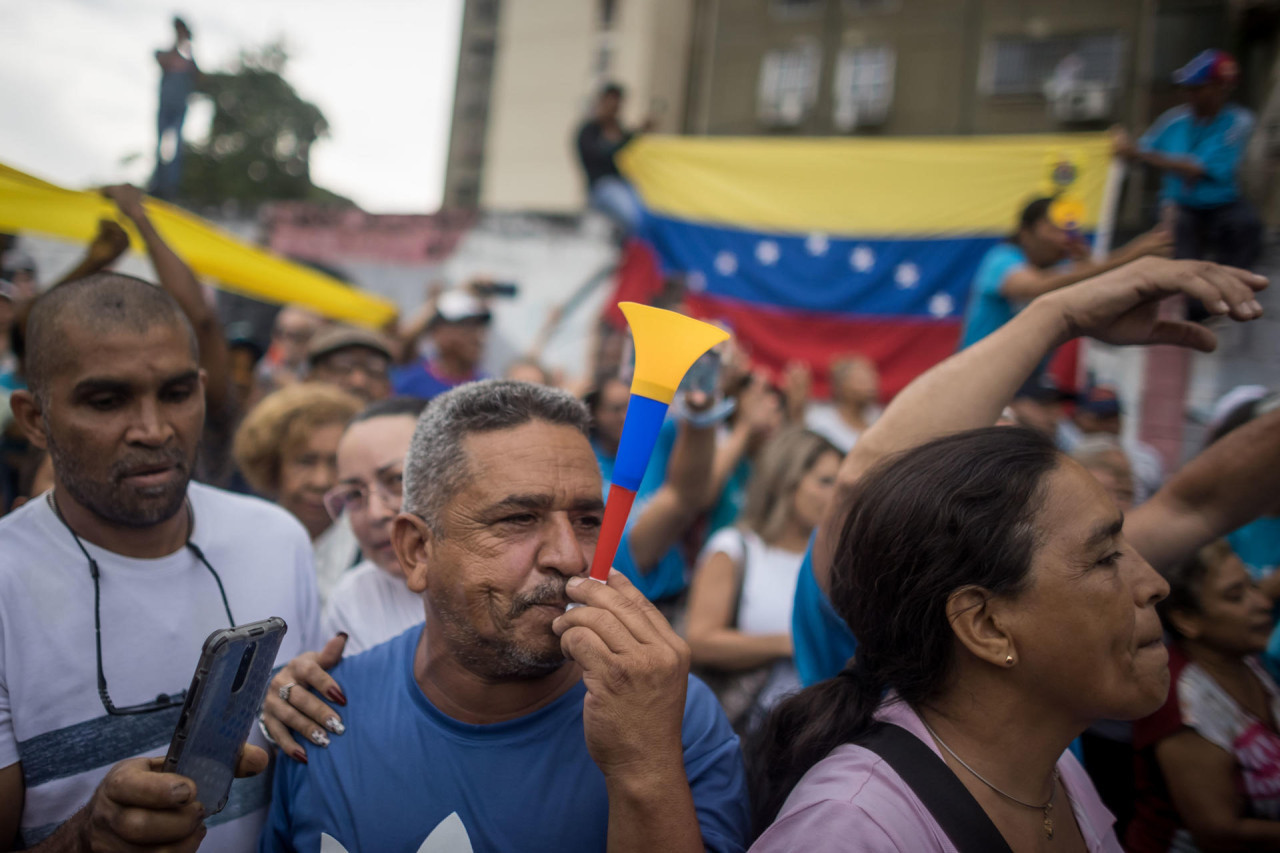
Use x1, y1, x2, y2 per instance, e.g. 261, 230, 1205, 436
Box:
163, 617, 287, 814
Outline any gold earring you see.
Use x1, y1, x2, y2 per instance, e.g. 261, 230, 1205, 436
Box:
1005, 654, 1015, 666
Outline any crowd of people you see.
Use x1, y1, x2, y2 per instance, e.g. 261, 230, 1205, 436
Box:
0, 45, 1277, 853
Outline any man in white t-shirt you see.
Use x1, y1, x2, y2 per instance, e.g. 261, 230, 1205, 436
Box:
0, 273, 320, 851
321, 397, 429, 655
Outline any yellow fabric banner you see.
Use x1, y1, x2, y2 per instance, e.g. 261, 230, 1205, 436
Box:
619, 134, 1112, 236
0, 162, 397, 327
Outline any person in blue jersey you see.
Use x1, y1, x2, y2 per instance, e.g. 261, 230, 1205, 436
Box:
959, 197, 1171, 349
259, 380, 749, 853
792, 257, 1278, 690
1114, 50, 1262, 271
391, 291, 492, 399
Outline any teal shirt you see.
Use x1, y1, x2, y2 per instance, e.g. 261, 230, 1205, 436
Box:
1139, 104, 1254, 209
959, 243, 1028, 349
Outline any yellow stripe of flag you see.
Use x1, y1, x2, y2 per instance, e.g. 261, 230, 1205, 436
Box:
618, 134, 1112, 237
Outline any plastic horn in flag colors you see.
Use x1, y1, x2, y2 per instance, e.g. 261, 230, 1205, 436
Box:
588, 302, 731, 582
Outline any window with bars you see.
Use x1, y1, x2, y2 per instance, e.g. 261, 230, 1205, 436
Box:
984, 32, 1125, 96
833, 45, 895, 129
843, 0, 899, 14
771, 0, 824, 20
758, 43, 821, 126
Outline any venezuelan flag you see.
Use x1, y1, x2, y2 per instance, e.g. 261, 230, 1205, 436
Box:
619, 134, 1112, 397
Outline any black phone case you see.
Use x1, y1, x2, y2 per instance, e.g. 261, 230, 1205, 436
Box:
162, 617, 287, 814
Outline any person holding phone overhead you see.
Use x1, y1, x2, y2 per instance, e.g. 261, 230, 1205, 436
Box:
0, 274, 321, 851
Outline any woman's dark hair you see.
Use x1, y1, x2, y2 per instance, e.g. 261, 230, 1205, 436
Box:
1157, 540, 1234, 639
747, 427, 1061, 834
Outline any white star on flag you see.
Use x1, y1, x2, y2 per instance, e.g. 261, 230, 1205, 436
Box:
928, 292, 956, 317
755, 240, 780, 266
806, 233, 829, 256
894, 262, 921, 289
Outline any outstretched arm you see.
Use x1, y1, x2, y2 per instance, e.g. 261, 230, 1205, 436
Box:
626, 412, 716, 571
813, 258, 1267, 594
101, 185, 232, 421
1129, 405, 1280, 571
999, 227, 1171, 302
50, 220, 132, 287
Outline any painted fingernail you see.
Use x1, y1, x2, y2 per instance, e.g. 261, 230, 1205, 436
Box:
172, 782, 192, 803
326, 686, 347, 706
293, 748, 308, 764
310, 730, 330, 747
325, 716, 345, 734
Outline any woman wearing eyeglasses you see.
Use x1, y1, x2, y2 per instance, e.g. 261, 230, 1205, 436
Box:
320, 398, 430, 655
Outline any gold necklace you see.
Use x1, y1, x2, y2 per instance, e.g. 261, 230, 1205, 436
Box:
922, 720, 1060, 840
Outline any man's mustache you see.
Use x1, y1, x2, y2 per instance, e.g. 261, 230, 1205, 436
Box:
509, 580, 571, 617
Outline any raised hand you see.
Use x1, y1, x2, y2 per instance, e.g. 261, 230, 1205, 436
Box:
1045, 257, 1266, 353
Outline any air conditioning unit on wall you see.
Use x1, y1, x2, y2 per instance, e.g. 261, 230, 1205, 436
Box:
1049, 83, 1115, 124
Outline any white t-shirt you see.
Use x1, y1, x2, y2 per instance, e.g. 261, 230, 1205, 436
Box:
320, 560, 425, 656
0, 483, 321, 851
699, 528, 806, 636
804, 403, 879, 455
313, 514, 360, 607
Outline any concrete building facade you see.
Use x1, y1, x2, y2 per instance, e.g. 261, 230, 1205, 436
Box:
442, 0, 695, 214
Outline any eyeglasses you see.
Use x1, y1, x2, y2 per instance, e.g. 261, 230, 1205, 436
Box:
316, 353, 389, 378
49, 493, 236, 716
323, 462, 404, 521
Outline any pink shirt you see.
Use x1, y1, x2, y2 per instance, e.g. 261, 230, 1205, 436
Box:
750, 696, 1122, 852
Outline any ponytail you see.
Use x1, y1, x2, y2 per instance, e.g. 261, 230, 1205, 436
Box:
746, 661, 884, 836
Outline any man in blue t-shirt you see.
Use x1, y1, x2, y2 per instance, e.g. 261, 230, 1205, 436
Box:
1113, 50, 1261, 271
959, 198, 1169, 349
260, 380, 749, 853
391, 291, 492, 399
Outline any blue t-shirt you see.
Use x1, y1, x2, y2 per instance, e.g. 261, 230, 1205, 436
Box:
390, 359, 487, 399
1139, 104, 1255, 209
959, 242, 1029, 349
791, 543, 858, 687
1228, 516, 1280, 581
260, 626, 750, 853
1226, 517, 1280, 680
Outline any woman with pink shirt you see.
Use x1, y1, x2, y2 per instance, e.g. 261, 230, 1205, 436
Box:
749, 426, 1171, 853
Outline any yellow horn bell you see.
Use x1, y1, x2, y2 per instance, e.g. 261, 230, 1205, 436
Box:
620, 302, 731, 404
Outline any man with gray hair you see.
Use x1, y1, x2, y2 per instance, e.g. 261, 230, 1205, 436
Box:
260, 379, 750, 853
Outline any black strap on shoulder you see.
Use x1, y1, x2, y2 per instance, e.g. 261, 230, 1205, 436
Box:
852, 722, 1014, 853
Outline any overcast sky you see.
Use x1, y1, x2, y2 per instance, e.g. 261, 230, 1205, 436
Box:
0, 0, 463, 212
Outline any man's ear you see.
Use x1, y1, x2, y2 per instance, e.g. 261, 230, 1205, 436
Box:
393, 513, 434, 594
10, 390, 48, 451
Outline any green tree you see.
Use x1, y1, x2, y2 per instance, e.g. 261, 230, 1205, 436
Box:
179, 40, 350, 207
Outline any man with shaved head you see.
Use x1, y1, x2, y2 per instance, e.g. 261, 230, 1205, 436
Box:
0, 272, 320, 851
